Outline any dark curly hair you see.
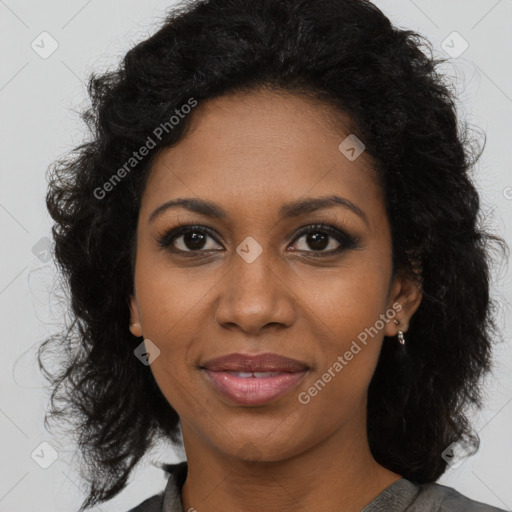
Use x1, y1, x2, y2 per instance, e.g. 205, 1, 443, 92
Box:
38, 0, 508, 509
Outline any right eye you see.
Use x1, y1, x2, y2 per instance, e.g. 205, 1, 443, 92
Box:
157, 225, 224, 253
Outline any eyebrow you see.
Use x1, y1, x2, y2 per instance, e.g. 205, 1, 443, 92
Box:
148, 195, 369, 226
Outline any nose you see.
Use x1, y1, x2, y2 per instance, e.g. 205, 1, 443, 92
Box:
214, 248, 296, 335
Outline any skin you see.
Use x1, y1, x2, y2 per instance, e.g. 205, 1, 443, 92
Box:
129, 88, 423, 512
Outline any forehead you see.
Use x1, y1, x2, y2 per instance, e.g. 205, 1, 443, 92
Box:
141, 89, 384, 229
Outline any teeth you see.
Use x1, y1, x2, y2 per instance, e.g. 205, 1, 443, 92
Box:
229, 371, 282, 378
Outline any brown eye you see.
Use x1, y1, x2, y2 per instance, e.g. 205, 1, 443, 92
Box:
294, 231, 338, 252
289, 224, 360, 256
157, 223, 361, 257
157, 226, 223, 252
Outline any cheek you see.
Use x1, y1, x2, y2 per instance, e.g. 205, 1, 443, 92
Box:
133, 264, 212, 413
135, 253, 217, 336
296, 280, 386, 429
295, 257, 391, 400
296, 256, 391, 345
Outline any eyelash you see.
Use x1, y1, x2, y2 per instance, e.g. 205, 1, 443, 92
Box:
156, 222, 361, 258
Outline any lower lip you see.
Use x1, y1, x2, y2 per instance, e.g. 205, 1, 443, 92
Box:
202, 369, 308, 406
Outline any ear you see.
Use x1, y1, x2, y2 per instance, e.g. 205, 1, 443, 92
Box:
384, 272, 423, 337
129, 294, 143, 338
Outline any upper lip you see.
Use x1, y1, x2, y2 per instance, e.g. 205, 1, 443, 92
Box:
201, 352, 309, 372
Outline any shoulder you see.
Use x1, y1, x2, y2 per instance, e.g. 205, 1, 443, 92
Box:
126, 493, 164, 512
125, 461, 188, 512
413, 481, 507, 511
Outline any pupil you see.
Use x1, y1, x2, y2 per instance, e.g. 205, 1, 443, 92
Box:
185, 232, 206, 250
308, 232, 328, 250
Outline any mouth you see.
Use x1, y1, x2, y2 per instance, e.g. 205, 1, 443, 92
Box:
199, 352, 310, 406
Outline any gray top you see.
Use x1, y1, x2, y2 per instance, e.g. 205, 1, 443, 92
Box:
127, 462, 508, 512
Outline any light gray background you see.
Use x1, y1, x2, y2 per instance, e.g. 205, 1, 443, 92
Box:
0, 1, 511, 511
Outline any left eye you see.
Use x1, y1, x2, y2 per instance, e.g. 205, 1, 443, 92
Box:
292, 230, 340, 252
289, 224, 357, 255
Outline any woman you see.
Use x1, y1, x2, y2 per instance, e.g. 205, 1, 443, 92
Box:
39, 0, 509, 511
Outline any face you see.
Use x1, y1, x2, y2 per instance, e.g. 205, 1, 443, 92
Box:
129, 89, 422, 463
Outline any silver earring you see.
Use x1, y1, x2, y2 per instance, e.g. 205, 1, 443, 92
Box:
394, 319, 406, 345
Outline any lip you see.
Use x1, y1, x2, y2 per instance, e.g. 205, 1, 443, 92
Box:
201, 352, 309, 372
200, 352, 310, 406
202, 369, 309, 406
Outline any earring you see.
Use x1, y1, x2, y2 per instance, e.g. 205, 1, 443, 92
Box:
394, 319, 406, 345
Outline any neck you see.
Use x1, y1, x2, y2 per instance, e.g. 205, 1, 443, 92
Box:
179, 410, 401, 512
